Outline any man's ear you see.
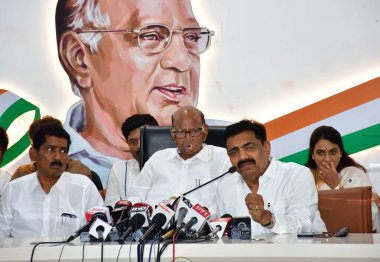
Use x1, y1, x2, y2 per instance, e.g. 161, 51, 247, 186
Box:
170, 128, 176, 144
202, 124, 209, 142
264, 140, 271, 156
30, 147, 37, 162
59, 31, 92, 89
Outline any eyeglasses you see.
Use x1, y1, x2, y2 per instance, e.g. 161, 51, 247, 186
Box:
75, 24, 215, 55
172, 126, 204, 139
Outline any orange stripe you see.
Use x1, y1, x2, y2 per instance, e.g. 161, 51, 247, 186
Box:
265, 77, 380, 140
0, 89, 7, 95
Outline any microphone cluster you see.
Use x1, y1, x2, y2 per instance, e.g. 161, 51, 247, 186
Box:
65, 197, 240, 243
66, 166, 243, 243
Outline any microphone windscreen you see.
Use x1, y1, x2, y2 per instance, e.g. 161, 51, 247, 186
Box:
228, 166, 237, 173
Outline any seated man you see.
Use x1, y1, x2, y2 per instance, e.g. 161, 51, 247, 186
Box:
105, 114, 158, 207
129, 106, 231, 212
216, 120, 326, 234
12, 116, 92, 180
0, 125, 103, 238
0, 126, 11, 197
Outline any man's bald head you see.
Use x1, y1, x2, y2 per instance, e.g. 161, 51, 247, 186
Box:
171, 106, 205, 128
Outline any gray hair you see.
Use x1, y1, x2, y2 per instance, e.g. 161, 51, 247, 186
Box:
56, 0, 111, 96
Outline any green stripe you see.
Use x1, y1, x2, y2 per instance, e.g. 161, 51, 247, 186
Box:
280, 123, 380, 165
0, 99, 41, 167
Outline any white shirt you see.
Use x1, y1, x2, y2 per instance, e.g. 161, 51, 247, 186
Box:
318, 166, 379, 232
64, 101, 231, 187
216, 159, 326, 234
0, 171, 103, 238
105, 159, 140, 207
129, 144, 232, 212
0, 168, 11, 197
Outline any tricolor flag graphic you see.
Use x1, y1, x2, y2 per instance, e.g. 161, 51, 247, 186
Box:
266, 78, 380, 165
0, 89, 41, 167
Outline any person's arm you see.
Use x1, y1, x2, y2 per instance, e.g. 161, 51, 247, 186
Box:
340, 166, 372, 188
271, 168, 318, 234
104, 163, 123, 207
128, 160, 154, 205
0, 184, 13, 237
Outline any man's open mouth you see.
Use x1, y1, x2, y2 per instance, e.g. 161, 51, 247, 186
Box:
153, 85, 187, 102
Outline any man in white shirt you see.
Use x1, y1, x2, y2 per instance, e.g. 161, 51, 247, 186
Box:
0, 126, 11, 197
105, 114, 158, 207
129, 106, 231, 212
0, 125, 103, 238
216, 120, 326, 234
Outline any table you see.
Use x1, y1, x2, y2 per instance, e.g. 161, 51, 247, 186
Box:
0, 233, 379, 261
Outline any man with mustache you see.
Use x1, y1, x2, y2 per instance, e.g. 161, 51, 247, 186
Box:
0, 125, 103, 238
129, 106, 231, 212
216, 120, 326, 234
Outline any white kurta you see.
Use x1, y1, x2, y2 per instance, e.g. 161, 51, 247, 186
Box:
105, 159, 140, 207
0, 171, 103, 238
216, 159, 326, 234
129, 144, 232, 212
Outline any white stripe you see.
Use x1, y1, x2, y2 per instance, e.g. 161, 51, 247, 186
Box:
271, 98, 380, 159
0, 91, 20, 116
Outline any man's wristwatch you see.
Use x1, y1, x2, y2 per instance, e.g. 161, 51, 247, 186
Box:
334, 183, 344, 190
262, 211, 276, 229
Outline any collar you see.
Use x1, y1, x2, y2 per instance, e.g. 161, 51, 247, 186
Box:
261, 157, 277, 181
32, 171, 67, 195
64, 101, 121, 164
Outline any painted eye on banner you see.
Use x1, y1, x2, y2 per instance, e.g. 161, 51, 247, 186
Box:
0, 89, 41, 167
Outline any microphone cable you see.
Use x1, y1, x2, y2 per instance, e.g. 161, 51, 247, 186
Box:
57, 242, 69, 262
30, 240, 68, 262
81, 242, 86, 262
115, 242, 123, 262
148, 237, 160, 262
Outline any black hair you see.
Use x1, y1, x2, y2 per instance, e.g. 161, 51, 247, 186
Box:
0, 126, 9, 155
32, 124, 71, 151
225, 119, 267, 144
121, 114, 159, 139
305, 125, 365, 172
28, 116, 63, 141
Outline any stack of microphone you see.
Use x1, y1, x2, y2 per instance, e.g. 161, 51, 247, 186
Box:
65, 166, 252, 243
65, 196, 238, 243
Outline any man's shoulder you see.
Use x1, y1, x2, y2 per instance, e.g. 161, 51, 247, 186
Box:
276, 159, 310, 174
12, 163, 36, 179
62, 171, 92, 185
218, 171, 241, 188
150, 147, 177, 160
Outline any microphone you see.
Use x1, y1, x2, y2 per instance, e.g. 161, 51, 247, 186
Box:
182, 203, 211, 233
158, 229, 175, 242
179, 217, 198, 236
181, 166, 236, 197
174, 195, 193, 229
85, 206, 112, 224
96, 226, 105, 241
66, 207, 111, 242
112, 200, 132, 224
175, 207, 188, 231
89, 217, 112, 241
139, 202, 175, 243
117, 203, 152, 243
208, 216, 232, 239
